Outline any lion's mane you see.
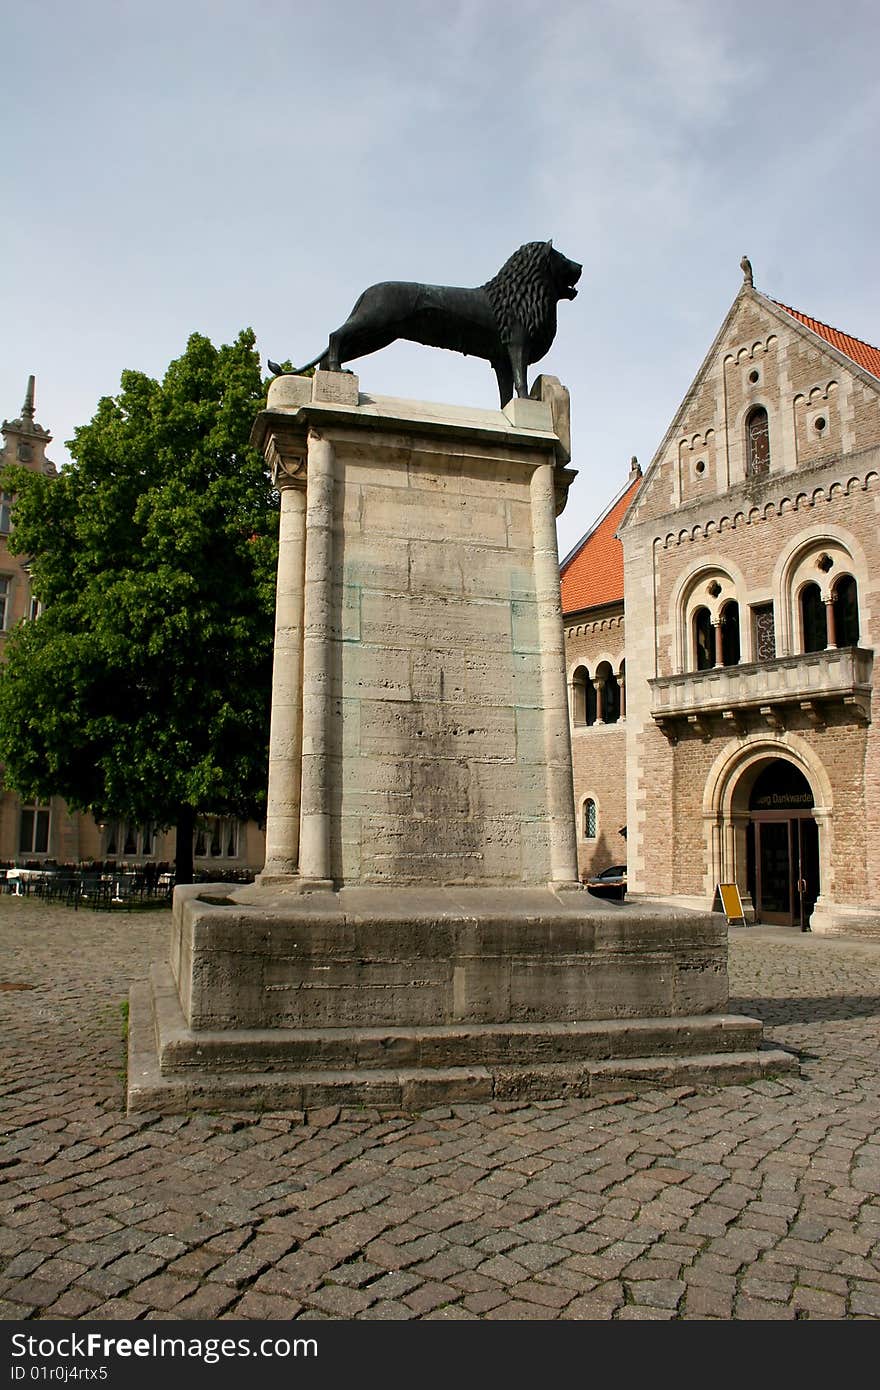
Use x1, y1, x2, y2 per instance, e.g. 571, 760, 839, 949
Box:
481, 241, 557, 347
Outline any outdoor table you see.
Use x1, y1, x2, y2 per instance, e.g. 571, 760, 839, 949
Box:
6, 868, 50, 896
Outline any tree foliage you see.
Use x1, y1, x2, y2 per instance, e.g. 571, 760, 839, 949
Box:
0, 329, 278, 880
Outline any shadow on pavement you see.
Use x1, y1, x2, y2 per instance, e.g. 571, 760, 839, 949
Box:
730, 993, 880, 1023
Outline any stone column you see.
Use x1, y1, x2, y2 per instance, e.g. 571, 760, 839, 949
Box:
530, 460, 579, 885
824, 596, 837, 649
593, 680, 605, 724
298, 429, 336, 886
618, 673, 626, 720
260, 456, 308, 879
713, 620, 724, 667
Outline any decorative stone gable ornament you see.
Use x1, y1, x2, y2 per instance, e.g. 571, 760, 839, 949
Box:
268, 240, 582, 406
740, 254, 754, 286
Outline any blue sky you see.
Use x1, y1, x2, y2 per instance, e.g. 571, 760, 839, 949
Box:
3, 0, 878, 558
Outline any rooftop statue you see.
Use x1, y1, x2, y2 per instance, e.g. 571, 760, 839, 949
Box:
269, 240, 581, 406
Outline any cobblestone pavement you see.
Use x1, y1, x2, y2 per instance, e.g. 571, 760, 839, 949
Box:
1, 898, 879, 1321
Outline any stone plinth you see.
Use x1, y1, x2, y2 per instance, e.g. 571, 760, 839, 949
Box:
129, 885, 795, 1112
255, 371, 580, 889
129, 374, 795, 1112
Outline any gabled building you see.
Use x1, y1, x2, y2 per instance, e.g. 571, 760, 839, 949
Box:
565, 261, 880, 935
561, 458, 641, 878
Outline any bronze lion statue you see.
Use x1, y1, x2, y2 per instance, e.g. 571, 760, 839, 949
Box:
269, 241, 581, 405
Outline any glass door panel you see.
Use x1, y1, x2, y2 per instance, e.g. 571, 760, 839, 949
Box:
757, 820, 793, 924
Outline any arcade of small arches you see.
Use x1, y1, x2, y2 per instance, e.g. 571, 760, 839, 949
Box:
675, 538, 862, 676
569, 660, 625, 727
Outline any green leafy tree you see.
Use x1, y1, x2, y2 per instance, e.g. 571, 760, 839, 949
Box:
0, 329, 278, 882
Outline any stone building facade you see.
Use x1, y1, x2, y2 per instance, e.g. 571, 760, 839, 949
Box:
564, 267, 880, 936
0, 380, 264, 874
561, 460, 640, 879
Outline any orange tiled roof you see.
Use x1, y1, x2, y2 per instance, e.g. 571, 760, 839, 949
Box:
772, 300, 880, 381
560, 474, 641, 615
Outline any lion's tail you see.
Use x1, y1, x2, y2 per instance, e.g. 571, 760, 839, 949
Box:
267, 349, 328, 377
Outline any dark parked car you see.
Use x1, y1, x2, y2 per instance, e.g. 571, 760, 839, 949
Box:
584, 864, 627, 900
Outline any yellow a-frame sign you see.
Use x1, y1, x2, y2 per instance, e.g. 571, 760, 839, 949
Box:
717, 882, 746, 926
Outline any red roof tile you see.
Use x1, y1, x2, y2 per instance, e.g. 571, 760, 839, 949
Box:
772, 300, 880, 381
560, 474, 641, 616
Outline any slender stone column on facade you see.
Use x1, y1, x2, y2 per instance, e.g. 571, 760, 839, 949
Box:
260, 457, 308, 878
713, 619, 724, 667
824, 597, 837, 650
618, 673, 626, 719
530, 459, 579, 885
298, 429, 336, 885
593, 680, 605, 724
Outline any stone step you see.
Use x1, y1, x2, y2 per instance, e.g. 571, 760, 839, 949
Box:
149, 964, 764, 1073
129, 978, 798, 1115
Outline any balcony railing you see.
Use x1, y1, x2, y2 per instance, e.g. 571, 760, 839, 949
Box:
650, 646, 873, 739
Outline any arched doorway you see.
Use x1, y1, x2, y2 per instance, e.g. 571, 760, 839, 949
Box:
745, 761, 819, 928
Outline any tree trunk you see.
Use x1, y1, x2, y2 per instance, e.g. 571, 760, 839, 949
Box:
175, 806, 195, 884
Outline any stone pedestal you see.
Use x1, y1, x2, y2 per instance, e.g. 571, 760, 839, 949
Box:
129, 374, 795, 1112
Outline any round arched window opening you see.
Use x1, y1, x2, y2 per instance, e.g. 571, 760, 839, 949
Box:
814, 416, 827, 433
695, 459, 706, 475
748, 369, 760, 385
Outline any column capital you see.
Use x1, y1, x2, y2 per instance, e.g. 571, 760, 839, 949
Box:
265, 432, 307, 489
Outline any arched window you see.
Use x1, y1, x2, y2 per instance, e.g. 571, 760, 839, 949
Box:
572, 666, 586, 726
583, 798, 597, 839
596, 660, 620, 724
800, 582, 827, 653
833, 575, 859, 647
746, 406, 770, 475
571, 666, 597, 726
720, 600, 740, 667
693, 606, 714, 670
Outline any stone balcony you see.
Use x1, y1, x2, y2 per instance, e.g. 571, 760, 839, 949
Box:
650, 647, 873, 740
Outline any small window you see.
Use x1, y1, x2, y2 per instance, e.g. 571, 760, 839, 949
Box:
596, 661, 620, 724
752, 603, 776, 662
19, 801, 50, 856
746, 406, 770, 476
194, 817, 241, 860
801, 582, 827, 653
583, 799, 597, 839
720, 600, 740, 667
106, 820, 155, 858
572, 667, 588, 726
0, 492, 13, 534
572, 666, 597, 727
833, 575, 859, 647
694, 606, 714, 670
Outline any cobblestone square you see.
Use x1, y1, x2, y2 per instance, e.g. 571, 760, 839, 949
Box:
1, 899, 878, 1319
